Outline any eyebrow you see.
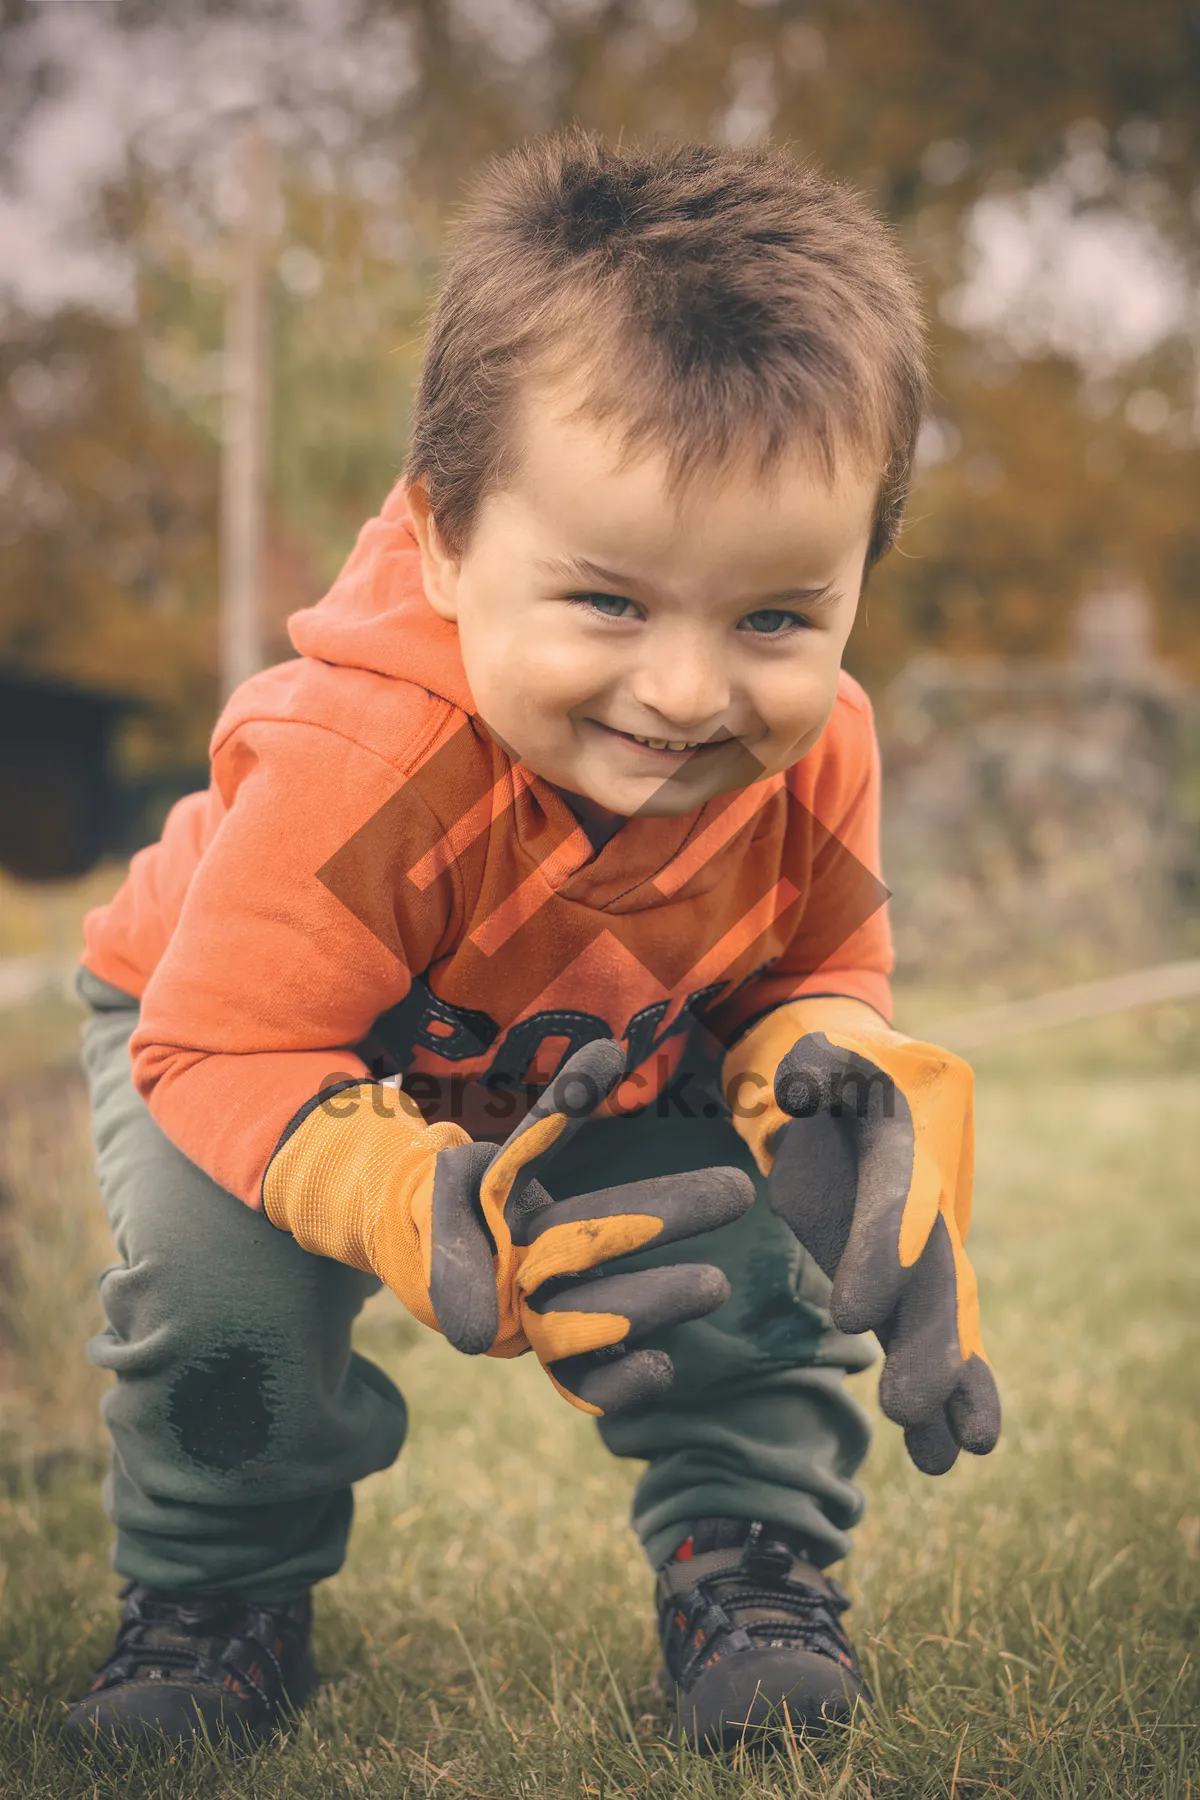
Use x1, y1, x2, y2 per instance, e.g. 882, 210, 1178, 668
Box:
536, 556, 843, 611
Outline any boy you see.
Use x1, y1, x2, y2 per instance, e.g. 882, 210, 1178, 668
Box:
67, 133, 999, 1755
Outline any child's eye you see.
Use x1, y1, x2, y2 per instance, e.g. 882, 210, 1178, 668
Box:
739, 608, 807, 636
569, 592, 639, 621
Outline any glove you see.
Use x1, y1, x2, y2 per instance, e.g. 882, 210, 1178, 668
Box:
724, 997, 1000, 1474
265, 1038, 755, 1414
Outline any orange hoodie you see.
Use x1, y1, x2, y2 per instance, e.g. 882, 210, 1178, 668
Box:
82, 483, 893, 1211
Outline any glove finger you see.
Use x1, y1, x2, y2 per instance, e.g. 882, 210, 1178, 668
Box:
903, 1412, 961, 1476
946, 1352, 1002, 1456
774, 1031, 867, 1128
775, 1031, 903, 1136
484, 1039, 628, 1231
874, 1214, 964, 1427
777, 1034, 920, 1331
547, 1347, 676, 1416
526, 1264, 731, 1360
830, 1096, 919, 1333
517, 1169, 752, 1290
513, 1165, 755, 1250
764, 1111, 858, 1281
428, 1141, 504, 1354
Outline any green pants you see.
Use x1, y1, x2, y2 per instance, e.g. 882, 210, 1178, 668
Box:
78, 968, 874, 1600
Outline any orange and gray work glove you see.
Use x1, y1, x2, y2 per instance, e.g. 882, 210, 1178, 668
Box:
724, 997, 1000, 1475
264, 1039, 754, 1416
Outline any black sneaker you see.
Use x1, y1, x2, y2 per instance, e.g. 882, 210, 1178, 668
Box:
656, 1518, 868, 1750
62, 1581, 318, 1756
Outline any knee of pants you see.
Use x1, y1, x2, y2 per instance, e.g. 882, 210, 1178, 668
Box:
86, 1036, 397, 1498
93, 1226, 395, 1497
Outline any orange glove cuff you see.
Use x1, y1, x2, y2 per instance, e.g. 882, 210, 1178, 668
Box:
262, 1083, 470, 1329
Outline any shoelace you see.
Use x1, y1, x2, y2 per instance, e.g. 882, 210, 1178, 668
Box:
90, 1584, 293, 1711
659, 1530, 858, 1692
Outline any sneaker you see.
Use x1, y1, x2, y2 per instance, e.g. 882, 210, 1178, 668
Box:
656, 1518, 868, 1750
62, 1581, 318, 1756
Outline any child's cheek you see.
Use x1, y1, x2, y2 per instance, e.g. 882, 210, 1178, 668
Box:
518, 637, 612, 717
758, 662, 840, 755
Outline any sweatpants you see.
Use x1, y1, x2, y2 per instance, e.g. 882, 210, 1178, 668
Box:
78, 965, 875, 1600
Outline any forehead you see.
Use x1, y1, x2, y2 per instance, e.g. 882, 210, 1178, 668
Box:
494, 383, 881, 584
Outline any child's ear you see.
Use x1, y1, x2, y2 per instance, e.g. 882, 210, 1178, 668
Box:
407, 481, 460, 621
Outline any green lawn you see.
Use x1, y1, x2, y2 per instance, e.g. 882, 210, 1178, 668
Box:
1, 998, 1198, 1798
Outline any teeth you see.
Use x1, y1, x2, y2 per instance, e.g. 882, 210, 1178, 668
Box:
632, 735, 701, 751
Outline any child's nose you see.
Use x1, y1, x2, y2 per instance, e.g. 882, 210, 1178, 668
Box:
627, 628, 731, 730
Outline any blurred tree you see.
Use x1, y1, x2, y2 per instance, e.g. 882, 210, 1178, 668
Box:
0, 0, 1196, 775
0, 306, 219, 770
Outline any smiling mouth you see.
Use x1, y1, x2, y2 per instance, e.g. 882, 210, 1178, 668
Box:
591, 722, 733, 755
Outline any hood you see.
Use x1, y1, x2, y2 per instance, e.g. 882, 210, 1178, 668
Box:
286, 481, 475, 714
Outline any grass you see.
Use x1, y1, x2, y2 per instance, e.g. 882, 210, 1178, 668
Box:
0, 996, 1198, 1797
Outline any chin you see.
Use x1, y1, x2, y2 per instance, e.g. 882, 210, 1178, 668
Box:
606, 774, 732, 819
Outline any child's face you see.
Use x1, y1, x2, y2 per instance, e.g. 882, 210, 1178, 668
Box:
413, 389, 878, 818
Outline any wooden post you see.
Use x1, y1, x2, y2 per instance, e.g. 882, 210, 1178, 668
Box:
220, 124, 272, 700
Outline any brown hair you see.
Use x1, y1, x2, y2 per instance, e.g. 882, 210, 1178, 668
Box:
406, 131, 926, 571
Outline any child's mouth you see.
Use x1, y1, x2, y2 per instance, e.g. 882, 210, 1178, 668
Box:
589, 721, 732, 758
